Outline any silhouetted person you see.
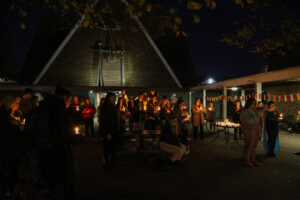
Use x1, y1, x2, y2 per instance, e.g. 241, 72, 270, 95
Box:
100, 93, 119, 171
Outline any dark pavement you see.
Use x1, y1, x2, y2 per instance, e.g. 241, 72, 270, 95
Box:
73, 130, 300, 200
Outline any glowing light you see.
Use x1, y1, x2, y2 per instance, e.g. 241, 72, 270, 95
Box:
231, 87, 238, 91
207, 78, 215, 84
75, 127, 79, 134
90, 90, 93, 93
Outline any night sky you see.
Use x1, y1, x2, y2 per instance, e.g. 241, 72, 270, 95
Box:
183, 0, 265, 80
0, 1, 266, 82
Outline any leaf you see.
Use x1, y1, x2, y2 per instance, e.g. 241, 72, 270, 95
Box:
176, 31, 180, 37
169, 8, 178, 14
234, 0, 244, 7
146, 4, 152, 12
19, 9, 27, 17
182, 31, 188, 36
138, 0, 145, 6
175, 17, 182, 24
205, 0, 216, 9
246, 0, 254, 4
193, 14, 200, 23
187, 1, 202, 10
19, 22, 26, 30
83, 20, 89, 28
173, 24, 178, 32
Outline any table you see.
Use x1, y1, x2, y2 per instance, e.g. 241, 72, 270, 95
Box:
118, 126, 161, 153
211, 122, 241, 148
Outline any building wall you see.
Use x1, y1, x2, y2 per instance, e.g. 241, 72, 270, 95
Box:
40, 26, 177, 87
264, 83, 300, 117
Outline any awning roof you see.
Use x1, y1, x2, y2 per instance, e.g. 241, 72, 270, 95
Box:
191, 66, 300, 91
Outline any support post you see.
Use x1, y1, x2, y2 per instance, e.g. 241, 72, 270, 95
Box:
222, 87, 227, 121
121, 54, 125, 86
188, 91, 192, 116
98, 45, 103, 87
256, 82, 262, 102
241, 89, 245, 107
203, 89, 206, 107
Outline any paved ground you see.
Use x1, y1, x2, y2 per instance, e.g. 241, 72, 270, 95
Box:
73, 130, 300, 200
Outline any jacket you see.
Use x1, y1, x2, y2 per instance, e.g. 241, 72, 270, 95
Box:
192, 104, 206, 126
81, 103, 96, 120
99, 103, 119, 137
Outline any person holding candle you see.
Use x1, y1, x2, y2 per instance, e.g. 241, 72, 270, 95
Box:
68, 96, 82, 127
119, 89, 129, 104
134, 93, 144, 125
0, 95, 24, 197
146, 95, 159, 130
263, 101, 280, 157
81, 97, 96, 137
207, 102, 216, 132
192, 98, 207, 140
232, 100, 243, 139
240, 98, 262, 167
159, 96, 172, 125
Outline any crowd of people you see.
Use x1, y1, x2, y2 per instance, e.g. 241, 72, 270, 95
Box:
0, 87, 281, 199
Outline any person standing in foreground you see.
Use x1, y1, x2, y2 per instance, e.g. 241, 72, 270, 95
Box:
264, 101, 280, 157
100, 93, 119, 171
240, 98, 262, 167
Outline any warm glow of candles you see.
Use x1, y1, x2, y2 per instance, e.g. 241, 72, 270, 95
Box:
75, 127, 79, 134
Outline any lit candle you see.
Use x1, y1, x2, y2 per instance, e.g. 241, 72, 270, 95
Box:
279, 113, 283, 118
75, 127, 79, 134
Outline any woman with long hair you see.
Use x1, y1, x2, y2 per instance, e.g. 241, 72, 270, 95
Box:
240, 98, 262, 167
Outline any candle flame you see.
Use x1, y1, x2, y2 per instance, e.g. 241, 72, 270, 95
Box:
75, 127, 79, 134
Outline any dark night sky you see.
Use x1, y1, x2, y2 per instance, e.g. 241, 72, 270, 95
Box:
0, 1, 266, 82
183, 0, 265, 80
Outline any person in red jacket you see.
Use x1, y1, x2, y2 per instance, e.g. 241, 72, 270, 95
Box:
81, 97, 96, 137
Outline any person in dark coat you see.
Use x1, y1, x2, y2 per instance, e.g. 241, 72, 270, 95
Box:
127, 95, 135, 116
145, 95, 159, 130
100, 92, 119, 171
81, 97, 96, 137
265, 101, 280, 157
207, 102, 216, 132
68, 96, 81, 126
232, 100, 243, 139
30, 88, 83, 200
159, 96, 172, 124
0, 96, 24, 198
134, 93, 144, 125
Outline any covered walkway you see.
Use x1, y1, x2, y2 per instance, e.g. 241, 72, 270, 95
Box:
191, 66, 300, 120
